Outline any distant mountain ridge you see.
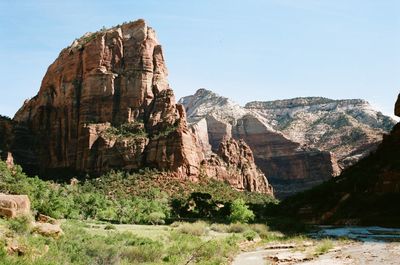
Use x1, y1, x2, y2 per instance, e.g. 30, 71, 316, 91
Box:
245, 96, 395, 167
179, 89, 396, 197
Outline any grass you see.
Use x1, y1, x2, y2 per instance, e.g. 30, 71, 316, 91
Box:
177, 221, 209, 236
314, 238, 334, 256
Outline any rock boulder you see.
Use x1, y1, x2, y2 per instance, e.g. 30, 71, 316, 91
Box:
0, 194, 31, 218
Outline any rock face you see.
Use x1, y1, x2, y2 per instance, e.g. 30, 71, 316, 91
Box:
180, 89, 340, 198
12, 20, 203, 179
246, 98, 396, 168
202, 138, 273, 194
0, 194, 31, 218
3, 20, 272, 195
0, 116, 13, 161
280, 93, 400, 226
395, 94, 400, 117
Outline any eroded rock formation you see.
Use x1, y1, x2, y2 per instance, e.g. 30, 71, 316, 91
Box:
281, 93, 400, 226
3, 20, 272, 195
202, 138, 273, 194
246, 98, 396, 168
12, 20, 203, 178
180, 89, 341, 198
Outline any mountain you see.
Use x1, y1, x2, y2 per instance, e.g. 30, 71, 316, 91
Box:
246, 97, 396, 168
0, 20, 272, 195
179, 89, 340, 198
179, 89, 395, 198
280, 94, 400, 226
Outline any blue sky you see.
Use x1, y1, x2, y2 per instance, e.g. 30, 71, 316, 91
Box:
0, 0, 399, 118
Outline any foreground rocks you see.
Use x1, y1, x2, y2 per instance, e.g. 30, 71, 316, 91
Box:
0, 194, 31, 218
1, 20, 272, 195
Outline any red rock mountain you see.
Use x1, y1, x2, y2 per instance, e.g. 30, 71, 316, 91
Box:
3, 20, 273, 195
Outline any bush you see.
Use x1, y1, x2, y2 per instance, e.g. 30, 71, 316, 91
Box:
243, 230, 258, 241
210, 223, 229, 233
177, 221, 208, 236
249, 223, 270, 238
104, 224, 116, 230
147, 212, 166, 225
8, 215, 33, 234
314, 239, 334, 256
229, 199, 255, 223
227, 223, 248, 233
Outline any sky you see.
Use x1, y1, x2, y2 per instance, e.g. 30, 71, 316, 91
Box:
0, 0, 399, 118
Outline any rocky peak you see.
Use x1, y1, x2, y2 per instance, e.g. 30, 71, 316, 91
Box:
180, 89, 339, 198
395, 94, 400, 117
11, 19, 200, 178
246, 96, 396, 168
246, 97, 369, 110
3, 21, 272, 195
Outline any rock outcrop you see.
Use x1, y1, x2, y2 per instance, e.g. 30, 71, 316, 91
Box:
395, 94, 400, 117
280, 92, 400, 226
12, 19, 203, 179
0, 194, 31, 218
202, 138, 273, 194
180, 89, 340, 198
2, 20, 272, 195
246, 97, 396, 168
0, 116, 13, 161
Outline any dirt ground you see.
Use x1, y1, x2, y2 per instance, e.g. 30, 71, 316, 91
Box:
232, 226, 400, 265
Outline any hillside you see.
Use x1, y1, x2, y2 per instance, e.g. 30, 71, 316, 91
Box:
246, 97, 396, 168
279, 95, 400, 226
180, 89, 394, 197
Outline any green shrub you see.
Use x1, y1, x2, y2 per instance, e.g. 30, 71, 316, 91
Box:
177, 221, 208, 236
227, 223, 248, 233
243, 230, 258, 241
314, 239, 334, 256
249, 223, 270, 238
104, 224, 116, 230
210, 223, 229, 233
229, 199, 255, 223
147, 212, 166, 225
8, 215, 33, 234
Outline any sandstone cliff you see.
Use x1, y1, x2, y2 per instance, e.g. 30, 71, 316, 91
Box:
4, 20, 272, 195
202, 138, 273, 194
280, 93, 400, 226
180, 89, 340, 198
246, 98, 396, 168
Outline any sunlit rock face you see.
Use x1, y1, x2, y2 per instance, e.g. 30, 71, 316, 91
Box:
12, 19, 203, 178
180, 89, 395, 197
4, 20, 273, 195
246, 97, 396, 168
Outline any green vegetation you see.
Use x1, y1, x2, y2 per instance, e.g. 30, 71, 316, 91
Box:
0, 219, 243, 265
7, 215, 32, 234
151, 123, 179, 140
314, 238, 334, 256
229, 199, 255, 223
0, 161, 276, 226
0, 158, 294, 264
104, 121, 148, 140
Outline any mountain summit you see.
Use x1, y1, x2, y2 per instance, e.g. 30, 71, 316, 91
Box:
0, 20, 273, 195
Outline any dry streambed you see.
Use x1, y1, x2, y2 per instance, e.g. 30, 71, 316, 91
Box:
232, 226, 400, 265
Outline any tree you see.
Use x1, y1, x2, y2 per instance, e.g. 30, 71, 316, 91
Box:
229, 199, 255, 223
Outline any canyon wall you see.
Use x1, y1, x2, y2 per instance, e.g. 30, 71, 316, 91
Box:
4, 20, 273, 195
